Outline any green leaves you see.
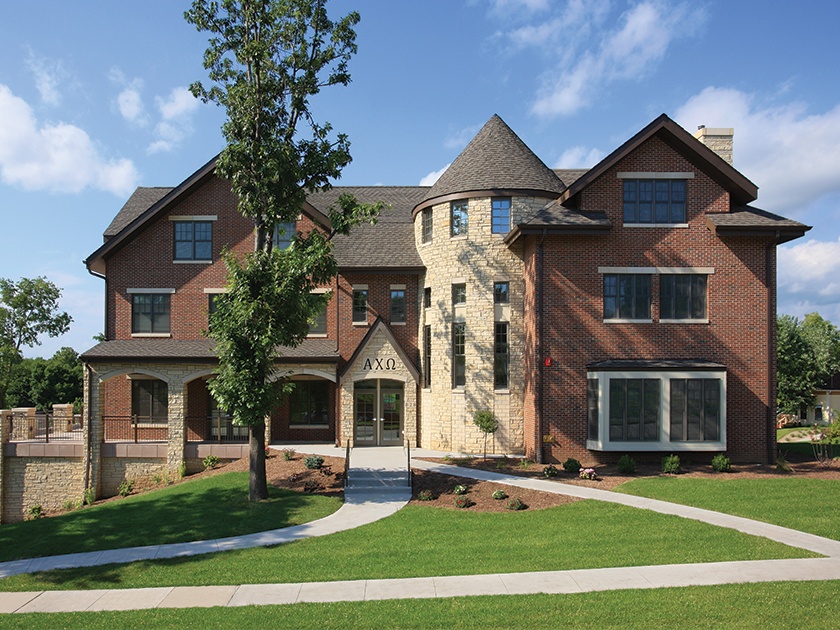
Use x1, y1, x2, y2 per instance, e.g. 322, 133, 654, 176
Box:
777, 313, 840, 414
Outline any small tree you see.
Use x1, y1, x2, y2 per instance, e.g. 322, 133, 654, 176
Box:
473, 410, 498, 461
0, 277, 71, 408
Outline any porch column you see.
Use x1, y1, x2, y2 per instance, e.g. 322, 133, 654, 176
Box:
0, 409, 10, 522
167, 381, 186, 474
82, 364, 103, 499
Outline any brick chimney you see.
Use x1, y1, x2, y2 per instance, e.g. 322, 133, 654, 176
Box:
693, 125, 734, 165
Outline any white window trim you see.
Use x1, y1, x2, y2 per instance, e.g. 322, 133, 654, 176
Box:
203, 288, 229, 294
586, 369, 727, 452
616, 172, 695, 179
599, 267, 656, 274
168, 215, 218, 221
131, 333, 172, 338
127, 288, 175, 294
623, 223, 689, 229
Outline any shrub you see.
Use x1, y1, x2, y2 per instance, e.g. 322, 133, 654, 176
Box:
453, 484, 467, 495
492, 489, 508, 500
563, 457, 582, 473
711, 453, 731, 473
203, 455, 220, 471
473, 409, 499, 460
303, 479, 320, 493
118, 479, 134, 497
417, 489, 434, 501
26, 505, 44, 520
542, 464, 559, 478
83, 487, 95, 506
617, 454, 636, 474
661, 454, 682, 474
505, 497, 526, 511
579, 467, 599, 480
454, 495, 473, 508
178, 462, 187, 479
518, 459, 533, 470
63, 499, 79, 512
282, 448, 296, 461
776, 451, 792, 473
304, 455, 324, 470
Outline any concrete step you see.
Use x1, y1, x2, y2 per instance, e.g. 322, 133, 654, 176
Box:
347, 470, 411, 489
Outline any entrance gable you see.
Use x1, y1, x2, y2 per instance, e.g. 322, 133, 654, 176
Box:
340, 317, 420, 385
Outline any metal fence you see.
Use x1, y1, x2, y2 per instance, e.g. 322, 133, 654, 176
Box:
7, 411, 83, 443
103, 416, 168, 442
191, 415, 249, 444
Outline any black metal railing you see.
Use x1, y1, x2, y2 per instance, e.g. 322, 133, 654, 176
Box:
103, 415, 167, 442
196, 415, 249, 444
7, 412, 82, 443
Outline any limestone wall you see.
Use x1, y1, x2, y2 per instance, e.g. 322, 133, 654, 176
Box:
2, 456, 85, 522
415, 196, 546, 454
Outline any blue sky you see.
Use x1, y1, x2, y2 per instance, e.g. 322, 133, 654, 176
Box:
2, 0, 840, 358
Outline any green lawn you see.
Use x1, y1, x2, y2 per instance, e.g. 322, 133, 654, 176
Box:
0, 472, 341, 562
0, 500, 815, 592
2, 582, 840, 629
617, 476, 840, 540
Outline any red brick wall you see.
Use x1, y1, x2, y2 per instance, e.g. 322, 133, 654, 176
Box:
525, 135, 774, 463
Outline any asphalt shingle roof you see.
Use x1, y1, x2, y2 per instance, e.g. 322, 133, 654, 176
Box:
420, 115, 565, 205
520, 199, 611, 229
104, 187, 173, 240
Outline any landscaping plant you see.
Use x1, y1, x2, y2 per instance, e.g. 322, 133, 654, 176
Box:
617, 454, 636, 474
661, 454, 682, 474
563, 457, 582, 473
542, 464, 559, 478
505, 497, 526, 511
304, 455, 325, 470
711, 453, 731, 473
473, 409, 498, 460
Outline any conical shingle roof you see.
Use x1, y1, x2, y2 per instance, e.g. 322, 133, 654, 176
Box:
418, 115, 565, 209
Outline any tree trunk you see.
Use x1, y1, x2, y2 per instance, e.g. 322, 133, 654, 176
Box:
249, 421, 269, 501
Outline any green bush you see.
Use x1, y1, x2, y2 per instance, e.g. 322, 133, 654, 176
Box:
26, 505, 44, 520
117, 479, 134, 497
282, 448, 296, 461
203, 455, 220, 471
518, 459, 533, 470
83, 487, 95, 506
661, 454, 682, 474
563, 457, 581, 473
453, 484, 467, 495
505, 497, 526, 511
491, 489, 508, 500
304, 455, 324, 470
617, 454, 636, 474
454, 495, 473, 508
711, 453, 731, 473
417, 489, 434, 501
542, 464, 559, 478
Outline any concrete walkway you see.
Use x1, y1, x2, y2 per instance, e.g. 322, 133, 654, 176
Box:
1, 444, 839, 614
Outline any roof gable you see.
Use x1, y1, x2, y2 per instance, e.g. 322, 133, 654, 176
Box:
560, 114, 759, 208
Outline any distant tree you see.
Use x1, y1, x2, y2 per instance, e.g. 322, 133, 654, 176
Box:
0, 277, 72, 408
186, 0, 380, 501
776, 313, 840, 415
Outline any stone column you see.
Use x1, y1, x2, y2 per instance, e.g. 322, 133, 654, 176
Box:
0, 409, 11, 523
83, 365, 103, 500
167, 382, 186, 474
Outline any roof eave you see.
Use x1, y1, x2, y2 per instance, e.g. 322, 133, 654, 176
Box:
412, 189, 562, 218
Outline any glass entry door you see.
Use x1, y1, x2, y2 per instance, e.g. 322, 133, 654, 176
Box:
354, 380, 404, 445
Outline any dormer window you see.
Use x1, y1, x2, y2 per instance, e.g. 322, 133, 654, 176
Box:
622, 179, 686, 224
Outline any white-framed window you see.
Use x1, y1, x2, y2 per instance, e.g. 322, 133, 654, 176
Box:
274, 221, 296, 250
586, 365, 726, 452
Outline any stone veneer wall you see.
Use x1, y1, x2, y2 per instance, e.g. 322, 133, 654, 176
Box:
2, 454, 85, 522
415, 196, 549, 454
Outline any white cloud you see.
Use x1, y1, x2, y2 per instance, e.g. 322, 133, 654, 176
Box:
26, 50, 64, 106
553, 145, 604, 168
444, 125, 481, 150
109, 68, 147, 125
0, 84, 138, 196
147, 87, 200, 154
419, 163, 451, 186
675, 86, 840, 217
530, 1, 704, 117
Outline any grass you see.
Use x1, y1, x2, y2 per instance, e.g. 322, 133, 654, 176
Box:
0, 472, 341, 562
777, 427, 811, 441
2, 582, 840, 628
0, 501, 815, 592
617, 477, 840, 540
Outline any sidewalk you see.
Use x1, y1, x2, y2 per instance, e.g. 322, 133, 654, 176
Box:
1, 445, 839, 614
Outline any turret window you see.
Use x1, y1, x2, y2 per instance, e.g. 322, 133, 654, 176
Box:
451, 200, 468, 237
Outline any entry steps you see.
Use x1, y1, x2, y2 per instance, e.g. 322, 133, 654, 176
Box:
346, 469, 411, 495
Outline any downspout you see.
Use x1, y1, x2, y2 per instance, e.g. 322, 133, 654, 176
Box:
536, 229, 547, 464
335, 279, 341, 447
83, 363, 93, 491
767, 231, 781, 464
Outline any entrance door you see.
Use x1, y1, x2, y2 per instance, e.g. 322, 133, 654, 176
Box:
354, 380, 404, 445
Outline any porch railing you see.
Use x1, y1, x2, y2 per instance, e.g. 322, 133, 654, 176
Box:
7, 411, 83, 443
103, 416, 167, 442
189, 415, 249, 444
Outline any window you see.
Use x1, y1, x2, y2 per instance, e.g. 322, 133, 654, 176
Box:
494, 322, 509, 389
174, 221, 212, 260
132, 294, 171, 334
494, 282, 510, 304
390, 289, 406, 323
670, 379, 720, 441
452, 322, 466, 388
309, 302, 327, 335
604, 274, 651, 320
131, 379, 167, 422
452, 283, 466, 308
491, 198, 511, 234
289, 380, 329, 427
273, 221, 296, 250
586, 367, 726, 451
423, 287, 431, 309
660, 274, 707, 320
623, 180, 686, 224
422, 209, 433, 244
450, 200, 468, 237
423, 325, 432, 388
352, 289, 368, 323
609, 379, 660, 441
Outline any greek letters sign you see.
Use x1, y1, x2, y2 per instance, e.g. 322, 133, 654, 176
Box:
362, 357, 398, 371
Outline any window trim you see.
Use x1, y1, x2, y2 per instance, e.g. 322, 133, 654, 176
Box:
621, 178, 688, 225
603, 273, 652, 322
273, 220, 297, 251
421, 208, 433, 244
450, 200, 469, 238
586, 368, 727, 452
173, 220, 213, 262
452, 322, 466, 389
423, 325, 432, 390
389, 288, 406, 325
352, 288, 368, 325
494, 322, 509, 390
491, 197, 511, 235
128, 289, 174, 336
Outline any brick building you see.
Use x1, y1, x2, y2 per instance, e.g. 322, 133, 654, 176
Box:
81, 113, 809, 476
